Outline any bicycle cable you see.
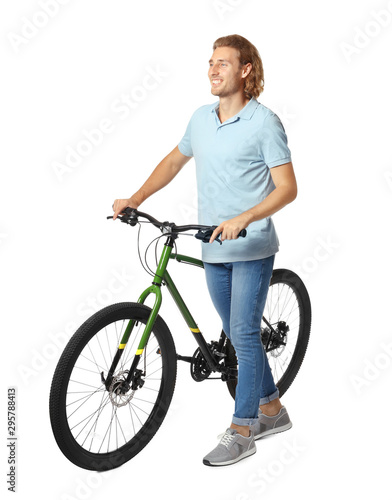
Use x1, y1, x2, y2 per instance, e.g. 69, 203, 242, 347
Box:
130, 214, 201, 281
135, 220, 181, 281
136, 222, 157, 279
144, 232, 172, 279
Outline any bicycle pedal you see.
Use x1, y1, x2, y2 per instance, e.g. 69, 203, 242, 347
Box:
214, 351, 226, 358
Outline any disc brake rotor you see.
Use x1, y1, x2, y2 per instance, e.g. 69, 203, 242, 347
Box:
109, 370, 135, 407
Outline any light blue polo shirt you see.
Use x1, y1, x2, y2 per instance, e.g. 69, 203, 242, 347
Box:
178, 97, 291, 263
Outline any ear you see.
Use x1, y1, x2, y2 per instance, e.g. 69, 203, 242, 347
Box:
242, 63, 252, 79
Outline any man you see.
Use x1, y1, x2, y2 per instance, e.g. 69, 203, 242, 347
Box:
113, 34, 297, 466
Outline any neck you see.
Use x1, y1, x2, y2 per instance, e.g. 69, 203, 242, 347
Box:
218, 92, 250, 123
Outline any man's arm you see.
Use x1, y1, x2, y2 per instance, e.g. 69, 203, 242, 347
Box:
209, 162, 297, 242
113, 146, 191, 219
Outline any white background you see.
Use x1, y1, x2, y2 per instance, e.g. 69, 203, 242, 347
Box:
1, 0, 392, 498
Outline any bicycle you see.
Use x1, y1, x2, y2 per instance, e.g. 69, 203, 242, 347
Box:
49, 208, 311, 471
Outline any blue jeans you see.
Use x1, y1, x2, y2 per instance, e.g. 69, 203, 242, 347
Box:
203, 255, 279, 426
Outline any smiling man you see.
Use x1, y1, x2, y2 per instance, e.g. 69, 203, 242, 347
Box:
113, 34, 297, 467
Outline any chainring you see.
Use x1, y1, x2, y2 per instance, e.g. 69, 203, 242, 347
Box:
190, 347, 212, 381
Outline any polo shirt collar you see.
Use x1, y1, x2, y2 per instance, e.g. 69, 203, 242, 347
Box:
211, 97, 259, 123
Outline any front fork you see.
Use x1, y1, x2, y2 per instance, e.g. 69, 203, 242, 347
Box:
102, 239, 170, 391
101, 284, 162, 391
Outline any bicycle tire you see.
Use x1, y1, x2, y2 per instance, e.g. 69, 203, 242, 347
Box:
49, 302, 177, 471
225, 268, 311, 400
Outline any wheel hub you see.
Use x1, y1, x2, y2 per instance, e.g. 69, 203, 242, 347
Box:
262, 322, 289, 356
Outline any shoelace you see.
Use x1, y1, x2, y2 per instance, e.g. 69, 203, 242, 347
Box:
220, 432, 235, 449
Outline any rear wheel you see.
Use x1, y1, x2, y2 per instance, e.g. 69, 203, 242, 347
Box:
49, 302, 177, 471
225, 269, 311, 399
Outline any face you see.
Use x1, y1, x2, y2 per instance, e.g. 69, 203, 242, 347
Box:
208, 46, 250, 98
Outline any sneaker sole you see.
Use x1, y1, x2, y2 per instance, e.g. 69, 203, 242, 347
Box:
203, 446, 256, 467
254, 421, 293, 441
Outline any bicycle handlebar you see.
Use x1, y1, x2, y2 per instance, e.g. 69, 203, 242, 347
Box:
107, 207, 247, 244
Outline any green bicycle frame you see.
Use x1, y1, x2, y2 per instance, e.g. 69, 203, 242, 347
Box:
104, 235, 219, 389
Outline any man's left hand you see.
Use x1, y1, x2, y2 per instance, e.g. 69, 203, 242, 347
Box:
209, 214, 252, 243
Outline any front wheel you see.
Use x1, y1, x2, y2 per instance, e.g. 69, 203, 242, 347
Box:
225, 269, 311, 399
49, 302, 177, 471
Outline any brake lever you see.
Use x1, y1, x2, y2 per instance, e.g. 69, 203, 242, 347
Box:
195, 225, 247, 244
195, 226, 222, 245
107, 214, 126, 221
107, 209, 138, 226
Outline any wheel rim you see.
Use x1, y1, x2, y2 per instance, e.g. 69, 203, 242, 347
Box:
65, 318, 163, 454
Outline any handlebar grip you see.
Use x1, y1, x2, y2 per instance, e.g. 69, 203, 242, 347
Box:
238, 229, 247, 238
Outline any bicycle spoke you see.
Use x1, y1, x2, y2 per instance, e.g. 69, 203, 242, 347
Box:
67, 390, 106, 394
105, 325, 113, 361
128, 402, 136, 436
70, 393, 110, 433
67, 386, 105, 419
145, 355, 161, 370
79, 352, 106, 375
66, 385, 105, 410
141, 386, 159, 393
96, 334, 109, 372
145, 341, 159, 359
132, 396, 156, 405
128, 400, 150, 417
128, 402, 146, 427
73, 365, 102, 375
73, 394, 111, 439
145, 366, 162, 378
114, 321, 120, 347
87, 390, 109, 451
69, 379, 102, 390
114, 410, 127, 446
277, 284, 294, 319
98, 405, 116, 453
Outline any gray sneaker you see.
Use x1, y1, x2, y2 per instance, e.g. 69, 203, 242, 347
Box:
250, 406, 292, 440
203, 428, 256, 467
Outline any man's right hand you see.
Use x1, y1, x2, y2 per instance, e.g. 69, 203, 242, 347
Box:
112, 197, 140, 220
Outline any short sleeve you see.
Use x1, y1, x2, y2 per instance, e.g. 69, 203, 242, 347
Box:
260, 113, 291, 168
178, 116, 193, 157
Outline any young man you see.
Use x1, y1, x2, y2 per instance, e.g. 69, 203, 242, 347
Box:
113, 34, 297, 466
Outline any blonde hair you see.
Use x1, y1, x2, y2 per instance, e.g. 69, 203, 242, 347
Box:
213, 34, 264, 99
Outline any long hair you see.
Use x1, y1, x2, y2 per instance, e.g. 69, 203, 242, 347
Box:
213, 34, 264, 99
